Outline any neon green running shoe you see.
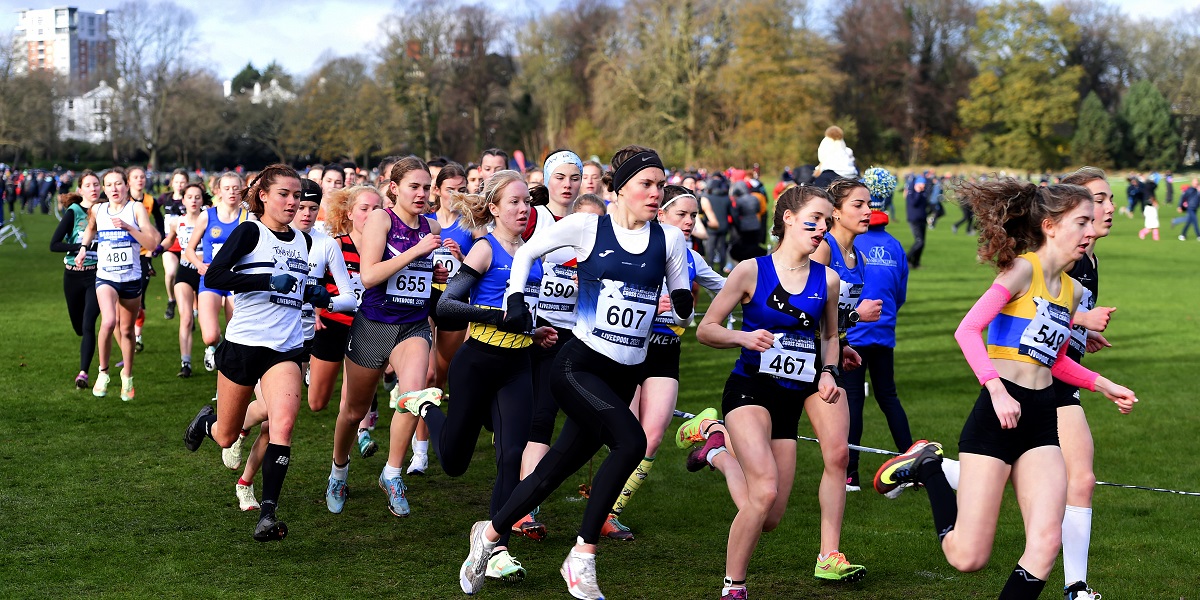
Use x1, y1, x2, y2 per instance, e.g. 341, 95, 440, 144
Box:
873, 440, 943, 495
401, 387, 443, 417
814, 552, 866, 582
676, 407, 719, 449
92, 371, 111, 398
485, 549, 526, 582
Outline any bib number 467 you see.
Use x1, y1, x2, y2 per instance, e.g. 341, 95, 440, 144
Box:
768, 354, 805, 376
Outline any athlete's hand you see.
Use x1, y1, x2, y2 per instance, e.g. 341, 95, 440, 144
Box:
740, 329, 775, 353
1095, 377, 1137, 414
656, 294, 672, 315
443, 238, 463, 260
817, 374, 839, 404
841, 346, 862, 371
1086, 331, 1111, 353
151, 244, 164, 258
533, 326, 558, 348
196, 262, 208, 276
111, 217, 128, 231
304, 284, 332, 309
269, 274, 299, 294
1075, 306, 1116, 332
432, 264, 449, 285
854, 299, 883, 323
499, 292, 533, 333
989, 384, 1021, 429
413, 233, 442, 256
74, 248, 86, 268
314, 315, 327, 331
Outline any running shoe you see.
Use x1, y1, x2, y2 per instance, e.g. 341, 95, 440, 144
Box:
686, 430, 726, 472
365, 408, 379, 431
388, 385, 403, 410
164, 300, 176, 320
304, 364, 310, 387
1064, 581, 1101, 600
485, 549, 527, 582
676, 407, 719, 449
378, 472, 410, 517
92, 371, 110, 398
600, 514, 634, 541
460, 520, 498, 594
183, 405, 214, 452
120, 376, 135, 402
357, 430, 378, 459
401, 387, 443, 416
203, 345, 216, 372
75, 371, 88, 389
722, 587, 748, 600
383, 371, 398, 392
253, 510, 287, 542
178, 361, 192, 378
511, 512, 547, 541
235, 483, 259, 511
407, 452, 428, 475
846, 469, 861, 492
873, 440, 943, 495
135, 335, 144, 353
326, 477, 348, 514
884, 482, 913, 500
561, 547, 606, 600
813, 552, 866, 582
222, 433, 246, 470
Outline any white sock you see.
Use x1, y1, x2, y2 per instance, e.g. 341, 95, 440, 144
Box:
942, 458, 961, 490
1062, 505, 1092, 585
413, 440, 429, 455
382, 463, 404, 480
330, 461, 349, 480
705, 446, 726, 465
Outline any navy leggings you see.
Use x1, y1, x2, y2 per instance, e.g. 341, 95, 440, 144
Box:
843, 344, 913, 469
424, 339, 533, 548
490, 338, 646, 545
64, 268, 100, 372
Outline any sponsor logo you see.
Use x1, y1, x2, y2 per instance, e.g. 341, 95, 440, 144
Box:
599, 250, 615, 257
866, 245, 898, 267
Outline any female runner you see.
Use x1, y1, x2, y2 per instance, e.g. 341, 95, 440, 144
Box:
156, 182, 206, 377
183, 164, 321, 542
50, 172, 100, 388
420, 171, 555, 582
74, 168, 160, 401
602, 184, 725, 540
160, 168, 190, 319
184, 172, 249, 372
327, 156, 445, 518
810, 177, 891, 491
874, 178, 1136, 600
690, 184, 865, 599
438, 145, 693, 600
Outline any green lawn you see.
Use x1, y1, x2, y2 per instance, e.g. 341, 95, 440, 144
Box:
1, 184, 1197, 599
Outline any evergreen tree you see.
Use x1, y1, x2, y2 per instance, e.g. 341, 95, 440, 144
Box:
1119, 80, 1180, 170
1071, 91, 1118, 167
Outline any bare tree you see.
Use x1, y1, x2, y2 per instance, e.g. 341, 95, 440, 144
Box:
0, 33, 58, 165
108, 0, 198, 169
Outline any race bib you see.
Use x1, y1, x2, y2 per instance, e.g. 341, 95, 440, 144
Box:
1019, 297, 1071, 367
591, 279, 658, 347
523, 282, 540, 329
99, 231, 136, 273
536, 264, 578, 316
1068, 288, 1093, 355
760, 332, 818, 382
178, 225, 195, 267
432, 247, 462, 281
386, 257, 433, 305
347, 273, 365, 305
838, 280, 863, 331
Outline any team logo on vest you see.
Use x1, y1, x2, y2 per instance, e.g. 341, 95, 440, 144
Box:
211, 227, 222, 238
865, 245, 897, 267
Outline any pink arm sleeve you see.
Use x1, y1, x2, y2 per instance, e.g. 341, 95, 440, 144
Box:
1051, 344, 1099, 392
954, 284, 1011, 386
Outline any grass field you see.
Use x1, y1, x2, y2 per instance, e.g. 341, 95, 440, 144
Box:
1, 183, 1198, 599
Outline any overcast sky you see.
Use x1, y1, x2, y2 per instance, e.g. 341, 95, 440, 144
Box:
2, 0, 1194, 82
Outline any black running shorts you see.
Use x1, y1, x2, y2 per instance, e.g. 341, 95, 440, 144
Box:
721, 372, 818, 440
175, 266, 200, 292
217, 339, 306, 387
311, 317, 352, 363
641, 334, 682, 381
1052, 378, 1082, 408
959, 379, 1059, 465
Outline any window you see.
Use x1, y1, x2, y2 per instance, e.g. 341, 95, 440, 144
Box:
67, 119, 75, 131
96, 119, 106, 133
67, 100, 73, 109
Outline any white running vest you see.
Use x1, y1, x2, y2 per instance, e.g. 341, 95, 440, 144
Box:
301, 230, 336, 341
225, 222, 310, 351
95, 201, 142, 283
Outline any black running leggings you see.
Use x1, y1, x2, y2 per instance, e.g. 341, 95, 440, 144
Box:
843, 344, 913, 469
528, 323, 575, 445
63, 268, 100, 372
423, 339, 533, 548
489, 338, 646, 545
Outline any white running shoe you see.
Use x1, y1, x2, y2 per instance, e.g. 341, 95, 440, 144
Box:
407, 452, 428, 475
389, 385, 403, 410
561, 544, 605, 600
222, 433, 246, 470
204, 346, 216, 372
92, 371, 111, 398
235, 483, 260, 511
460, 520, 498, 594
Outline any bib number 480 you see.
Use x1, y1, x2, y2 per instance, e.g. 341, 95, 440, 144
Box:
606, 305, 647, 329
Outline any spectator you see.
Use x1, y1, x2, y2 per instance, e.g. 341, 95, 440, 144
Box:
700, 173, 732, 270
1179, 180, 1199, 241
1165, 171, 1175, 205
1139, 197, 1160, 241
728, 172, 766, 262
905, 176, 929, 268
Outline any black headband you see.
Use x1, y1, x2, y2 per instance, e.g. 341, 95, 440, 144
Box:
612, 151, 664, 195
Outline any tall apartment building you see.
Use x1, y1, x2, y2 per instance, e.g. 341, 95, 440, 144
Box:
14, 6, 111, 83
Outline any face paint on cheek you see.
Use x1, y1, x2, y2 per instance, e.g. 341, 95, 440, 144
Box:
802, 222, 818, 231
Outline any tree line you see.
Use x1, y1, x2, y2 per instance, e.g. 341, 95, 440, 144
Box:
0, 0, 1195, 173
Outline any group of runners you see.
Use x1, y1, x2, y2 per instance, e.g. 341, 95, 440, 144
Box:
51, 148, 1135, 599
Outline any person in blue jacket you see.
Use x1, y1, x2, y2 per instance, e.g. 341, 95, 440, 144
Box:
844, 167, 913, 492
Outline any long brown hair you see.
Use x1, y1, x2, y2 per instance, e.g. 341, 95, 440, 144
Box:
385, 156, 429, 206
958, 178, 1091, 271
772, 185, 832, 242
242, 164, 300, 218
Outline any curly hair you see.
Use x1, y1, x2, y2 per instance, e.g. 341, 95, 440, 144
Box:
325, 185, 383, 237
957, 177, 1091, 271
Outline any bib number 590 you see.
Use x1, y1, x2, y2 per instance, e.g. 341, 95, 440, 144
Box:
606, 305, 647, 329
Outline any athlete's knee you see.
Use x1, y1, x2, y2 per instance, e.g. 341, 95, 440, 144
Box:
212, 428, 238, 449
747, 482, 778, 514
338, 398, 367, 423
1067, 469, 1097, 499
947, 548, 991, 573
822, 442, 850, 471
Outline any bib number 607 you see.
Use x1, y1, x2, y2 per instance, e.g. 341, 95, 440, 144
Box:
606, 305, 647, 329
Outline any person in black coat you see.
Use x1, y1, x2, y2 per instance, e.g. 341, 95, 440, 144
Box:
905, 177, 928, 268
